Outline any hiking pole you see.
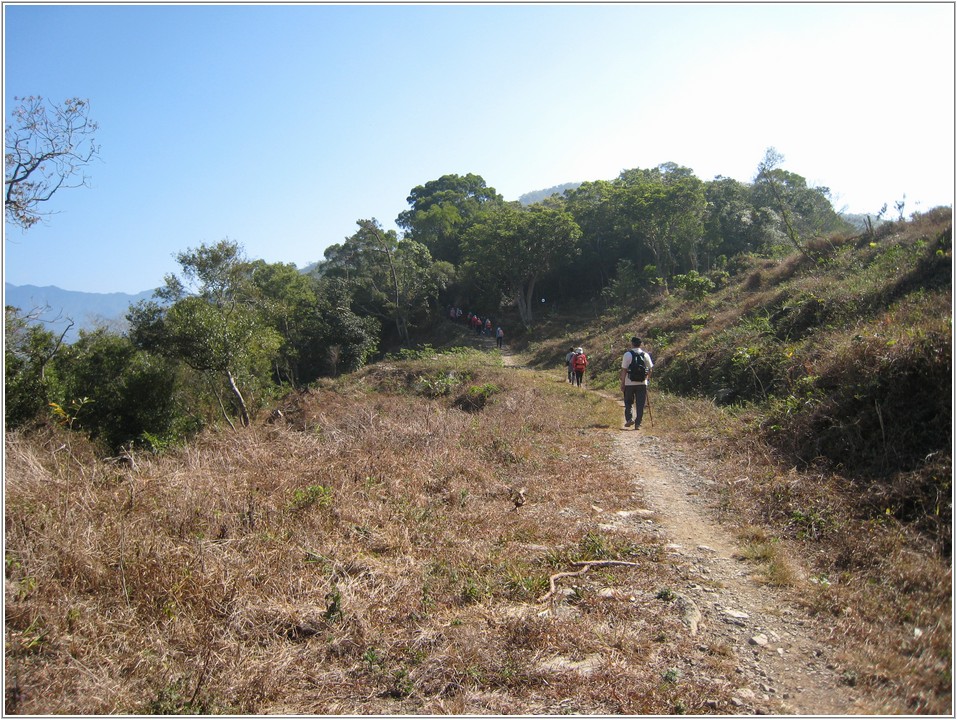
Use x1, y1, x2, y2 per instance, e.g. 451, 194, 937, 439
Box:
645, 386, 654, 427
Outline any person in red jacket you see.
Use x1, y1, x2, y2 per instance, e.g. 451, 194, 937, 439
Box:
572, 347, 588, 387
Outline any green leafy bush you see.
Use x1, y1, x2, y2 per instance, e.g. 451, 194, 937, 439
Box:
50, 330, 181, 451
672, 270, 715, 299
4, 309, 60, 428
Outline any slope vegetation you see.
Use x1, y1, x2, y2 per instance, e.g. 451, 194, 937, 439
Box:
522, 207, 952, 551
4, 209, 951, 714
5, 350, 750, 714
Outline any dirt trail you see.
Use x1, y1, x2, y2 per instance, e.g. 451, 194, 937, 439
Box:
613, 429, 880, 715
499, 345, 893, 715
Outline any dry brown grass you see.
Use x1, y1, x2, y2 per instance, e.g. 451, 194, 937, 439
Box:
512, 210, 952, 713
5, 351, 740, 714
646, 391, 952, 715
8, 205, 952, 714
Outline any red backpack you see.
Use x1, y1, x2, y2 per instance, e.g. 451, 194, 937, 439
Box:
573, 353, 587, 371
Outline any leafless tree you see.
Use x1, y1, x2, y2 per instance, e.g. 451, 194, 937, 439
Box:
5, 96, 99, 229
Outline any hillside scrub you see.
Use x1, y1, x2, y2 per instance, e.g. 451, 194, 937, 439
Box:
6, 323, 952, 712
525, 208, 952, 552
498, 209, 952, 711
644, 392, 952, 713
4, 206, 951, 713
3, 159, 864, 447
6, 349, 741, 714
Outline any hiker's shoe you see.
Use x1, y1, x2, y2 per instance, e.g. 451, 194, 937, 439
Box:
624, 419, 634, 427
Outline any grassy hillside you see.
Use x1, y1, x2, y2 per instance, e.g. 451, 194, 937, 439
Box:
7, 350, 746, 714
518, 207, 952, 551
4, 209, 951, 714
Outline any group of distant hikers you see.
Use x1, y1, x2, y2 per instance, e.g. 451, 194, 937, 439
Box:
448, 306, 505, 348
564, 346, 588, 387
447, 308, 652, 429
566, 336, 654, 430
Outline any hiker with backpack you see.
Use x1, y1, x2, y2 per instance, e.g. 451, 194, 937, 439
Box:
621, 336, 654, 429
496, 326, 504, 348
565, 347, 576, 383
572, 347, 588, 387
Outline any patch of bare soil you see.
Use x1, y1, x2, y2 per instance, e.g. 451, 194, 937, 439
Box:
610, 427, 907, 715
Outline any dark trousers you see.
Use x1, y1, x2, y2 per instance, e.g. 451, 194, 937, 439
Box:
623, 384, 648, 427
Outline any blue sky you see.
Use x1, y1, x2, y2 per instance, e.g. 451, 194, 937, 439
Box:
4, 2, 954, 294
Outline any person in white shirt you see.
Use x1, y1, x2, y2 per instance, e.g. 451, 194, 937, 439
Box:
620, 336, 653, 429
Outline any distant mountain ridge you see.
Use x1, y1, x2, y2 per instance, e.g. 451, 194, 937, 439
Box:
4, 283, 157, 344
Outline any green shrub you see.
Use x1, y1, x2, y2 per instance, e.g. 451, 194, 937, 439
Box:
413, 371, 460, 398
288, 484, 333, 511
50, 330, 182, 451
4, 309, 60, 428
672, 271, 715, 299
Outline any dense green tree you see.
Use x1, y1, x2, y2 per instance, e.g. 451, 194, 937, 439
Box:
613, 164, 707, 281
4, 306, 67, 427
396, 173, 503, 265
312, 277, 381, 376
463, 203, 581, 326
51, 329, 179, 450
563, 179, 622, 294
319, 219, 453, 344
247, 259, 326, 386
6, 305, 184, 449
617, 162, 698, 187
703, 176, 779, 262
128, 240, 281, 427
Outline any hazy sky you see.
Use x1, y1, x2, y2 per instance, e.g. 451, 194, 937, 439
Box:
4, 2, 954, 294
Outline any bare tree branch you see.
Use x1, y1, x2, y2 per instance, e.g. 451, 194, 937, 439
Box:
5, 96, 100, 229
538, 560, 642, 603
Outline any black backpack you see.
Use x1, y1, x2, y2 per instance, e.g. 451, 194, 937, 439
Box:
627, 349, 648, 382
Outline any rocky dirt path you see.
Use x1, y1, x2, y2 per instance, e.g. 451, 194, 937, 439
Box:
498, 345, 893, 714
612, 428, 880, 715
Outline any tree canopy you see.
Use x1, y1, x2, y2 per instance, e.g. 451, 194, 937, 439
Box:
6, 149, 861, 444
463, 203, 582, 326
318, 219, 453, 344
129, 240, 282, 427
396, 173, 503, 265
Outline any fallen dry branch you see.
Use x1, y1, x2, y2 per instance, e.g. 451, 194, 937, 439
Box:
539, 560, 641, 603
